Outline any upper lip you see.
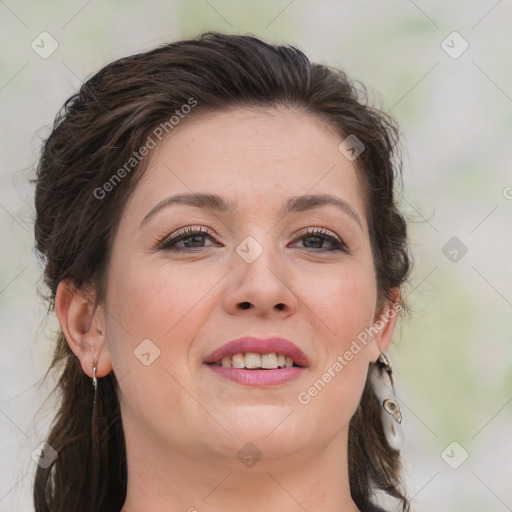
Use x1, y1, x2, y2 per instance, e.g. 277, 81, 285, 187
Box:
204, 336, 309, 367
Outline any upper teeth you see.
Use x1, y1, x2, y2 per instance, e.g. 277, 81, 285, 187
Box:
214, 352, 295, 369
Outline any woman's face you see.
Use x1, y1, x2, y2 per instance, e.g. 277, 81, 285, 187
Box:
102, 107, 396, 464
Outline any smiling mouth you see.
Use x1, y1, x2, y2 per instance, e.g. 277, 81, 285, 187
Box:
206, 352, 304, 369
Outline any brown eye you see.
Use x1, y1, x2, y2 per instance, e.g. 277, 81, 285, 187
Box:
158, 227, 218, 252
291, 228, 348, 252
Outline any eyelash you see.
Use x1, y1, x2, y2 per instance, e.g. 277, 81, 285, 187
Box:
155, 226, 348, 253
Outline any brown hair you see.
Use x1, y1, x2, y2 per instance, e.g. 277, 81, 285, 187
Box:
33, 31, 411, 512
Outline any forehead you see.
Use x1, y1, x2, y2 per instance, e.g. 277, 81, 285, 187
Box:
124, 107, 367, 225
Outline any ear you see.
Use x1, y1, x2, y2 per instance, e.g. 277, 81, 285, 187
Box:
55, 280, 113, 378
368, 288, 402, 363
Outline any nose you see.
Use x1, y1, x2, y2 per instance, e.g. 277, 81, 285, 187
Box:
223, 241, 298, 318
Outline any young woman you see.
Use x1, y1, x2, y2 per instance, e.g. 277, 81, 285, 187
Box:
33, 31, 412, 512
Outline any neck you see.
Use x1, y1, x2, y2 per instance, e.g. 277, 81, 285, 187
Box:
120, 420, 360, 512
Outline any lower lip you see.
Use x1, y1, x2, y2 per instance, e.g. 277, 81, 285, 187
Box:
205, 364, 306, 386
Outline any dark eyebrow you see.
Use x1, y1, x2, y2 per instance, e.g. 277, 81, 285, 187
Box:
279, 194, 363, 231
141, 192, 363, 231
141, 193, 236, 227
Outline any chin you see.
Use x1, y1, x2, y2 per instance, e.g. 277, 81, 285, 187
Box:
210, 406, 314, 459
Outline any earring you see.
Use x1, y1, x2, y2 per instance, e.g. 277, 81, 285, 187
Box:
372, 353, 403, 451
92, 364, 98, 406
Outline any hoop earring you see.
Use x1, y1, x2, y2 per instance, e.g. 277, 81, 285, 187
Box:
92, 364, 98, 406
372, 353, 403, 451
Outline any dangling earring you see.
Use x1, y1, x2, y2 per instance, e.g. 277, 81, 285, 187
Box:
372, 353, 403, 451
92, 363, 98, 406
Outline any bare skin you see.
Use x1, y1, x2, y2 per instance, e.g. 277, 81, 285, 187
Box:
56, 107, 400, 512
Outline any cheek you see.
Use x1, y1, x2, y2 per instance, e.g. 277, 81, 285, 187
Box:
106, 256, 218, 336
104, 258, 221, 434
103, 254, 228, 377
295, 264, 375, 418
298, 262, 377, 348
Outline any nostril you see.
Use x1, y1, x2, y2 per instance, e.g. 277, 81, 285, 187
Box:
240, 302, 251, 310
274, 303, 285, 311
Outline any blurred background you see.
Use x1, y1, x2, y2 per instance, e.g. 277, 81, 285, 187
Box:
1, 1, 511, 510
